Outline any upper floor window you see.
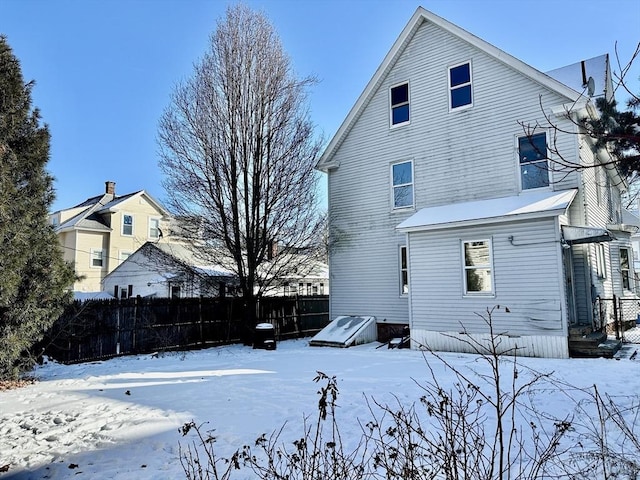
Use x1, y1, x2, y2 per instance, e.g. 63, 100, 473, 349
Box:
149, 218, 161, 239
391, 160, 414, 209
449, 62, 472, 110
90, 249, 104, 268
400, 245, 409, 295
518, 133, 549, 190
122, 214, 133, 236
390, 82, 410, 126
463, 240, 493, 295
596, 243, 607, 279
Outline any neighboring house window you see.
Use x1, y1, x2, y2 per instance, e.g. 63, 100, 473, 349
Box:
449, 62, 472, 110
596, 243, 607, 279
518, 133, 549, 190
391, 160, 414, 209
284, 283, 290, 296
119, 251, 132, 264
171, 285, 181, 299
620, 247, 631, 290
306, 283, 312, 296
290, 283, 298, 295
122, 214, 133, 236
298, 282, 304, 294
400, 245, 409, 295
312, 284, 318, 295
319, 283, 325, 295
149, 218, 161, 239
390, 82, 409, 126
463, 240, 493, 294
90, 249, 104, 268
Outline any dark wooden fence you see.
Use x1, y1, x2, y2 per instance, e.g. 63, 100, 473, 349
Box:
42, 295, 330, 364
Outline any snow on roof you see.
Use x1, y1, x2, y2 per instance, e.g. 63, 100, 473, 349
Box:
397, 189, 577, 232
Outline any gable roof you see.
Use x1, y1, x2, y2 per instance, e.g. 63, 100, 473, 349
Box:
397, 189, 577, 233
316, 7, 586, 172
55, 189, 170, 233
105, 241, 233, 279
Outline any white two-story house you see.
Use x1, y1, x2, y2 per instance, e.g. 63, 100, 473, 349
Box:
316, 7, 635, 358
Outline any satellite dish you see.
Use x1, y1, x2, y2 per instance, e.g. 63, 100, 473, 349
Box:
586, 76, 595, 97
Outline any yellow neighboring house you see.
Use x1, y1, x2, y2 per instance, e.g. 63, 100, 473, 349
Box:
50, 181, 171, 292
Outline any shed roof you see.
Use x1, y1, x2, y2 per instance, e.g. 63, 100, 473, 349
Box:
397, 189, 577, 233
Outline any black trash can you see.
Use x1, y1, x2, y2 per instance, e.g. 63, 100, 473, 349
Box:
253, 323, 276, 350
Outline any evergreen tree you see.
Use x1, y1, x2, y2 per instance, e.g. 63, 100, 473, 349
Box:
0, 35, 74, 379
584, 95, 640, 176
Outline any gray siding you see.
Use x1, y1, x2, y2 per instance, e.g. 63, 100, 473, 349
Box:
407, 218, 565, 337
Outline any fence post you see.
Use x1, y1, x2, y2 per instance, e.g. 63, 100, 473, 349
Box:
199, 296, 204, 346
132, 295, 138, 353
613, 294, 620, 340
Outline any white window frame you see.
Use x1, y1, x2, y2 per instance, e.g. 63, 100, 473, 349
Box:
620, 247, 632, 291
517, 132, 550, 191
390, 160, 414, 210
149, 217, 161, 240
122, 213, 134, 236
462, 239, 494, 296
596, 243, 607, 279
90, 248, 104, 268
389, 81, 410, 127
399, 245, 409, 296
448, 61, 473, 111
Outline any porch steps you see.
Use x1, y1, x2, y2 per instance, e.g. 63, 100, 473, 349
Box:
569, 330, 622, 358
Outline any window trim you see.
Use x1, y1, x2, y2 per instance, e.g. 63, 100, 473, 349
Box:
517, 132, 550, 191
389, 81, 410, 127
390, 159, 414, 210
620, 246, 632, 291
461, 239, 494, 296
90, 248, 104, 269
596, 243, 607, 279
122, 213, 134, 236
149, 217, 161, 240
448, 61, 473, 111
399, 245, 409, 296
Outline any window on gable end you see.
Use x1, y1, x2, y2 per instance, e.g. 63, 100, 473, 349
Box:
390, 82, 410, 126
122, 214, 133, 236
518, 132, 549, 190
449, 62, 472, 110
149, 218, 161, 239
391, 160, 414, 209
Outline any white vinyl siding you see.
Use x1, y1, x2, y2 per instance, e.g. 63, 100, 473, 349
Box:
324, 19, 583, 331
408, 218, 564, 337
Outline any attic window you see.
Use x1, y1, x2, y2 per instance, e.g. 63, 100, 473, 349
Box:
449, 62, 472, 110
390, 82, 410, 126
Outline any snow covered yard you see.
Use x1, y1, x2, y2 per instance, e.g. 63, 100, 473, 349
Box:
1, 339, 639, 479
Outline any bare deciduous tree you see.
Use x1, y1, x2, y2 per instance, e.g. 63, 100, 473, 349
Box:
158, 5, 324, 331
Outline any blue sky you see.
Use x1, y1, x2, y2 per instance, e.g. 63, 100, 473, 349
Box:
1, 0, 639, 212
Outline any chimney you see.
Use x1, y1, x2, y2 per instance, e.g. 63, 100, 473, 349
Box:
105, 181, 116, 195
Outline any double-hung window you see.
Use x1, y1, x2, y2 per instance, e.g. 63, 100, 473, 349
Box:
518, 133, 549, 190
390, 82, 410, 126
90, 249, 104, 268
391, 160, 414, 209
149, 218, 161, 239
449, 62, 472, 110
463, 240, 493, 295
122, 214, 133, 236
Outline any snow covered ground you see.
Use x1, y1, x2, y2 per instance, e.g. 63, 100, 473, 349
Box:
1, 339, 639, 479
